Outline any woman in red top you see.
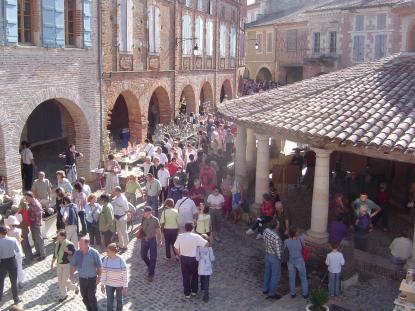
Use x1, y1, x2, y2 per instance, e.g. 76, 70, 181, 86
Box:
245, 193, 275, 240
18, 199, 33, 262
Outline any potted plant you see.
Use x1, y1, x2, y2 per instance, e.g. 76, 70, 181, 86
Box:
306, 289, 329, 311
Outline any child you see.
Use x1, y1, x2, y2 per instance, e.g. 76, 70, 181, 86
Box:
6, 215, 25, 288
354, 205, 371, 251
125, 174, 143, 207
195, 203, 211, 236
325, 243, 345, 298
196, 234, 215, 302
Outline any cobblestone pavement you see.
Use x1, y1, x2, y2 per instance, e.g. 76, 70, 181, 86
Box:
0, 220, 397, 311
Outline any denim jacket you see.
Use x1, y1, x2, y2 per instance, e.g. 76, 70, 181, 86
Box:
196, 246, 215, 276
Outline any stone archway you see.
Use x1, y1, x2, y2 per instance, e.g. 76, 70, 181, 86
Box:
220, 79, 233, 103
179, 85, 197, 115
256, 67, 272, 82
199, 81, 214, 115
108, 90, 142, 147
147, 86, 171, 139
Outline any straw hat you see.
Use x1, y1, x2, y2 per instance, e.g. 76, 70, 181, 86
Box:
5, 215, 20, 226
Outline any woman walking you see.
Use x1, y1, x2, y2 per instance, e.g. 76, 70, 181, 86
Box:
195, 203, 211, 236
18, 199, 33, 263
73, 182, 87, 236
99, 194, 115, 248
160, 199, 179, 259
101, 243, 128, 311
284, 227, 309, 299
85, 194, 102, 248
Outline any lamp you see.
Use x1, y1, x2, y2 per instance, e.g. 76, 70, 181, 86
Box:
193, 43, 199, 55
255, 42, 259, 50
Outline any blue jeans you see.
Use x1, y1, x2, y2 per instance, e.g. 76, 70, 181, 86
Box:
328, 272, 341, 297
147, 196, 159, 217
288, 257, 308, 296
141, 238, 157, 277
106, 286, 123, 311
78, 211, 87, 236
200, 275, 210, 301
263, 254, 281, 296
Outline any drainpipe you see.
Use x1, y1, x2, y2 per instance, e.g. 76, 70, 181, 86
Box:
98, 0, 104, 160
173, 0, 177, 121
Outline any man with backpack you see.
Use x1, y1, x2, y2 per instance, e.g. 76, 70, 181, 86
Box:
62, 196, 79, 249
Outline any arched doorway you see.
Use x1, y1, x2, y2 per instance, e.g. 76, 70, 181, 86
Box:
256, 67, 272, 82
199, 82, 214, 116
20, 98, 90, 188
220, 79, 233, 103
179, 85, 196, 115
148, 86, 171, 140
108, 91, 141, 148
243, 68, 250, 79
408, 22, 415, 52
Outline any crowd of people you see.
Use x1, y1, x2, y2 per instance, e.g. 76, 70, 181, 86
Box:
241, 78, 278, 96
0, 113, 244, 310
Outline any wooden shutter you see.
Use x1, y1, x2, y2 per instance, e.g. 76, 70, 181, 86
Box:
43, 0, 56, 47
4, 0, 18, 45
231, 26, 237, 57
55, 0, 64, 47
377, 13, 387, 30
195, 17, 203, 53
353, 35, 364, 62
83, 0, 92, 48
148, 6, 154, 52
126, 0, 133, 52
118, 0, 126, 52
182, 15, 191, 55
154, 6, 160, 53
206, 20, 212, 56
374, 34, 387, 59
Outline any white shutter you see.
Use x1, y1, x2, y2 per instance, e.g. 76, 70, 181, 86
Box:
353, 35, 364, 62
195, 17, 203, 53
126, 0, 133, 52
220, 24, 226, 57
148, 6, 154, 53
182, 15, 191, 55
118, 0, 127, 52
154, 6, 160, 53
206, 20, 213, 56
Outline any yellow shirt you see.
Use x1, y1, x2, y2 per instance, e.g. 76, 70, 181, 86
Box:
125, 181, 142, 194
196, 214, 211, 234
160, 208, 179, 229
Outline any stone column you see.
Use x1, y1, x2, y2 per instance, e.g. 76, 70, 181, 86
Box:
306, 148, 332, 244
234, 124, 247, 184
246, 128, 256, 171
254, 134, 270, 204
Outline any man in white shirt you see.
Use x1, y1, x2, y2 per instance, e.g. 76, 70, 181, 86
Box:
157, 164, 170, 203
143, 139, 155, 158
112, 187, 130, 251
174, 222, 208, 298
155, 147, 168, 165
163, 138, 172, 156
207, 188, 225, 242
21, 141, 36, 191
138, 156, 153, 175
175, 192, 198, 232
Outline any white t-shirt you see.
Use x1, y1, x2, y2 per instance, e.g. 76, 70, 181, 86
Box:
21, 148, 34, 165
145, 143, 155, 157
155, 153, 168, 165
112, 194, 129, 218
140, 162, 153, 175
175, 197, 198, 227
207, 194, 225, 209
325, 251, 345, 274
157, 169, 170, 187
174, 232, 207, 257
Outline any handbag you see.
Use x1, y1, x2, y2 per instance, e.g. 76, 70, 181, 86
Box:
300, 239, 312, 262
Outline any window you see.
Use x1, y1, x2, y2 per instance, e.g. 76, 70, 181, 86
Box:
286, 29, 297, 52
355, 15, 364, 31
352, 35, 365, 62
377, 13, 387, 30
65, 0, 76, 46
230, 25, 237, 57
185, 0, 192, 8
18, 0, 32, 43
206, 20, 213, 56
208, 0, 213, 15
148, 5, 160, 54
266, 32, 273, 53
197, 0, 203, 11
329, 31, 337, 54
374, 34, 387, 59
220, 24, 227, 57
118, 0, 133, 53
312, 32, 320, 54
256, 32, 263, 53
182, 15, 192, 55
195, 17, 204, 54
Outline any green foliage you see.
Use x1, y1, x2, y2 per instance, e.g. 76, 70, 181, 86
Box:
309, 289, 329, 307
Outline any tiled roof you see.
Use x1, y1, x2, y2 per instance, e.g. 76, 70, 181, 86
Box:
219, 54, 415, 155
308, 0, 403, 12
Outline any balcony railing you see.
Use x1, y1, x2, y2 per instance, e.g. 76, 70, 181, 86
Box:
304, 48, 340, 64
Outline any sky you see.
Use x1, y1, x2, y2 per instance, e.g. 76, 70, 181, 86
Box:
247, 0, 255, 4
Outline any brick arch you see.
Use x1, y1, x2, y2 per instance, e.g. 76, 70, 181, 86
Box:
199, 81, 214, 115
220, 79, 233, 103
256, 66, 273, 82
147, 86, 171, 125
180, 85, 197, 114
108, 90, 143, 143
12, 88, 93, 190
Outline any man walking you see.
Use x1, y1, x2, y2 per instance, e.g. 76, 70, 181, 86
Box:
0, 226, 20, 305
59, 144, 83, 183
157, 164, 170, 204
175, 190, 198, 233
70, 237, 102, 311
21, 141, 36, 191
26, 191, 46, 260
145, 173, 161, 217
112, 186, 129, 252
51, 230, 79, 302
174, 222, 208, 298
263, 221, 283, 300
32, 171, 52, 210
138, 206, 162, 282
62, 196, 79, 249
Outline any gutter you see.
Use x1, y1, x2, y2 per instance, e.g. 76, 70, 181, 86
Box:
98, 0, 103, 160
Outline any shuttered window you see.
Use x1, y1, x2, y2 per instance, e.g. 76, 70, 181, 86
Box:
266, 31, 273, 53
197, 0, 203, 11
220, 24, 227, 57
206, 19, 213, 56
148, 5, 160, 53
64, 0, 75, 46
352, 35, 365, 62
182, 15, 192, 55
230, 25, 237, 57
4, 0, 18, 45
355, 15, 364, 31
374, 34, 387, 59
377, 13, 387, 30
286, 29, 297, 52
329, 31, 337, 54
256, 32, 263, 53
312, 32, 320, 54
83, 0, 92, 48
18, 0, 32, 44
118, 0, 133, 53
195, 16, 204, 54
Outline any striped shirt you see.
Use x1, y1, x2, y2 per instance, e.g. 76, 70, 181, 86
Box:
101, 255, 128, 288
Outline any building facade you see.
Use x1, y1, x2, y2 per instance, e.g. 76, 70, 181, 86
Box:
245, 0, 405, 85
103, 0, 245, 144
0, 0, 101, 191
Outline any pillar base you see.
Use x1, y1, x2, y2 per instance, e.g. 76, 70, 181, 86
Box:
306, 229, 329, 245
